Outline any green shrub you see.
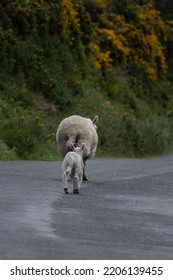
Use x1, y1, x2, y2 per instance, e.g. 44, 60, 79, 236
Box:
0, 139, 17, 160
135, 115, 173, 156
1, 126, 37, 159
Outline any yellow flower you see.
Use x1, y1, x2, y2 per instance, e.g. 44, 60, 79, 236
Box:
75, 80, 81, 85
95, 62, 101, 70
105, 100, 111, 106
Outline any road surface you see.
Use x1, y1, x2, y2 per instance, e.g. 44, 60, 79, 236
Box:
0, 155, 173, 259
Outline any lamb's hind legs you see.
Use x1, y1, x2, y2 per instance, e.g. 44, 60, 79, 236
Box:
62, 170, 70, 194
73, 175, 80, 194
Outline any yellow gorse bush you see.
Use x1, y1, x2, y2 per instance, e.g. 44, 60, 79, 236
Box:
59, 0, 80, 39
85, 1, 171, 82
5, 0, 173, 83
89, 43, 112, 72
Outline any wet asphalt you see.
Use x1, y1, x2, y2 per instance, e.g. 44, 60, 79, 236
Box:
0, 154, 173, 260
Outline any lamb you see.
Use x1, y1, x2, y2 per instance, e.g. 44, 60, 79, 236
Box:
56, 115, 98, 181
62, 143, 84, 194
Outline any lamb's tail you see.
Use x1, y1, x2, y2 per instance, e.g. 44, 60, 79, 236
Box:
62, 155, 74, 174
64, 166, 72, 177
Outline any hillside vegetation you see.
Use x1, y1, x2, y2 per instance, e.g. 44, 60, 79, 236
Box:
1, 0, 173, 160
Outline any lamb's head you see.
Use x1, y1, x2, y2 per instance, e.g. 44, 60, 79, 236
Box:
70, 143, 85, 157
92, 115, 98, 130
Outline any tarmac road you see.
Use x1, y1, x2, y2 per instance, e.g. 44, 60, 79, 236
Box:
0, 154, 173, 260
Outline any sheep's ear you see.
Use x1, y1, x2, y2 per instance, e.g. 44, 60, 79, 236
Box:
92, 115, 98, 124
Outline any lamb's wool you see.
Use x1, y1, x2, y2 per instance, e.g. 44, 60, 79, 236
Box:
62, 145, 84, 194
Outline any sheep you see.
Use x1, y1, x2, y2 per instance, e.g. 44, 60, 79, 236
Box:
62, 143, 84, 194
56, 115, 98, 181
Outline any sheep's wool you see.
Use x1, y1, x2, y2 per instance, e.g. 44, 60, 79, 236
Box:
56, 115, 98, 160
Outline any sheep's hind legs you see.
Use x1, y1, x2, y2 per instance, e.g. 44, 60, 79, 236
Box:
83, 174, 88, 181
83, 161, 88, 181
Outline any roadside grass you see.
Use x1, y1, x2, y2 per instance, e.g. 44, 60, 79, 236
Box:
1, 77, 173, 161
1, 114, 173, 161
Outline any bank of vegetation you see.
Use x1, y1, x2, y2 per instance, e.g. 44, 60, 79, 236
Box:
1, 0, 173, 160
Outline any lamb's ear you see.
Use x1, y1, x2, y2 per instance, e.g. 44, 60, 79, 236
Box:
81, 143, 85, 150
70, 143, 75, 151
92, 115, 98, 124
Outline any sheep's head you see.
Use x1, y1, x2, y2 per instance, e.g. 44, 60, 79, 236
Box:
70, 143, 85, 156
92, 115, 98, 129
